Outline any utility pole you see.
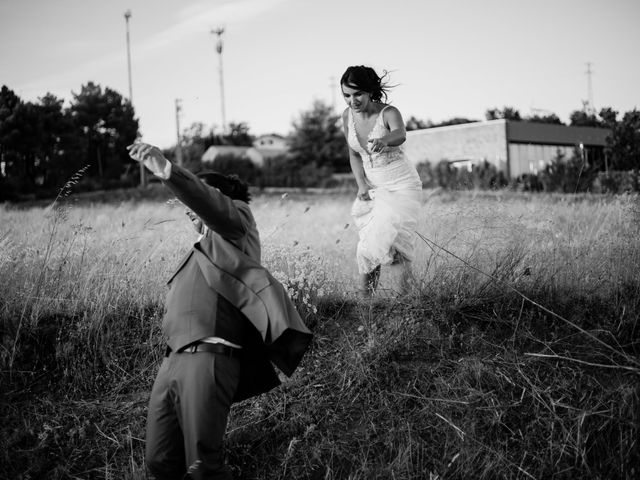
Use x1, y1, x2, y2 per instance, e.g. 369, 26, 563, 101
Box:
585, 62, 595, 115
124, 10, 133, 102
211, 27, 227, 135
124, 10, 146, 187
175, 99, 183, 167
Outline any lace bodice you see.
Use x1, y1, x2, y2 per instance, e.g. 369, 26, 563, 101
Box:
347, 106, 404, 169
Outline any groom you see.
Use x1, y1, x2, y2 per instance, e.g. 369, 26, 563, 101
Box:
128, 142, 312, 480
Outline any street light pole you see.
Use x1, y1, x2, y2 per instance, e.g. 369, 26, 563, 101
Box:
124, 10, 133, 102
211, 27, 226, 135
124, 10, 146, 187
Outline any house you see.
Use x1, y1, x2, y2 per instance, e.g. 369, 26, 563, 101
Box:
201, 134, 289, 168
202, 145, 251, 163
253, 133, 288, 151
404, 119, 611, 179
249, 134, 289, 167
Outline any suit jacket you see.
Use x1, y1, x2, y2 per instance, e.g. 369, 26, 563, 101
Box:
161, 163, 313, 401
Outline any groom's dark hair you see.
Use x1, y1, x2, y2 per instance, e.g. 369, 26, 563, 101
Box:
197, 171, 252, 204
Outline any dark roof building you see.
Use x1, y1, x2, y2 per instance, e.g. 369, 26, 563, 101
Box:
404, 119, 611, 178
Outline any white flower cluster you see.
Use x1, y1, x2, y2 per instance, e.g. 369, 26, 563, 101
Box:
265, 245, 326, 317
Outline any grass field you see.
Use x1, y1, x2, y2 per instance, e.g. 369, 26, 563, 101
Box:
1, 186, 639, 479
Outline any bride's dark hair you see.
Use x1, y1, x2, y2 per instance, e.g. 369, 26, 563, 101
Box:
340, 65, 393, 102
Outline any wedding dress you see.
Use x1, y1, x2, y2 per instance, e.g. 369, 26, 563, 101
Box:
347, 106, 423, 274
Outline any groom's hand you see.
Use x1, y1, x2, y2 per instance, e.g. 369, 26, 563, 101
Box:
127, 142, 168, 175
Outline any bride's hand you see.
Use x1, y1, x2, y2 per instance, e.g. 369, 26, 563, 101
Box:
357, 187, 371, 201
367, 138, 387, 153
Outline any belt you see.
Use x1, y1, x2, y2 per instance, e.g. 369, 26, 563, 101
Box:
165, 342, 241, 358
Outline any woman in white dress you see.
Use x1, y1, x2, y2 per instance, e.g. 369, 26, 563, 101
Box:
340, 65, 422, 297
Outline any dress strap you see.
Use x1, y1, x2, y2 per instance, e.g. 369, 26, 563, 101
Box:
376, 105, 390, 127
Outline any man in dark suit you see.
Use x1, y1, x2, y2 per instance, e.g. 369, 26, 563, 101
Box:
128, 142, 312, 480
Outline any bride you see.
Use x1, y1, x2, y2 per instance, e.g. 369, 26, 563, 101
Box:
340, 65, 423, 298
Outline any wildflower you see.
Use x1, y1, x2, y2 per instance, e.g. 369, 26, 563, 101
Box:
263, 244, 327, 319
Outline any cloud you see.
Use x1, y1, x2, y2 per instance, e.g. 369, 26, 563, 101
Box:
136, 0, 291, 54
12, 0, 291, 100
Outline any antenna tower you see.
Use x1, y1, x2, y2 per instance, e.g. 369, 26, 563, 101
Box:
585, 62, 595, 114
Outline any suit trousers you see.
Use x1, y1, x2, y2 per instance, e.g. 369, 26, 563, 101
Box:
145, 350, 240, 480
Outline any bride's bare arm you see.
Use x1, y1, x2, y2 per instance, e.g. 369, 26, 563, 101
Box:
369, 106, 407, 152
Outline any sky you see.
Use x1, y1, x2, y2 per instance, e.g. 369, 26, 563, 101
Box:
1, 0, 639, 149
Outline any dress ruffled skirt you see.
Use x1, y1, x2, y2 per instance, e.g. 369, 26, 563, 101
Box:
351, 159, 422, 275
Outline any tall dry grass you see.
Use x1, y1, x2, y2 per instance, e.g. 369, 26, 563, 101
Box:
1, 188, 639, 479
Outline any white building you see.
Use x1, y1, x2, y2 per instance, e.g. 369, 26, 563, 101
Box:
202, 134, 289, 168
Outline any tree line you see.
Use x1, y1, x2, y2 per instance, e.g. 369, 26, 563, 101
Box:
0, 83, 138, 199
1, 81, 639, 201
0, 83, 350, 199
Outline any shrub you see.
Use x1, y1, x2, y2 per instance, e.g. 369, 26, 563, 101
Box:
511, 173, 544, 192
538, 150, 598, 193
428, 160, 508, 190
592, 170, 640, 194
208, 154, 261, 185
433, 159, 458, 188
259, 155, 333, 188
415, 161, 436, 188
0, 175, 22, 202
472, 161, 508, 189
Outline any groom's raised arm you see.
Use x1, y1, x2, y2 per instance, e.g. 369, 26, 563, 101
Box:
163, 162, 249, 240
127, 142, 249, 240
